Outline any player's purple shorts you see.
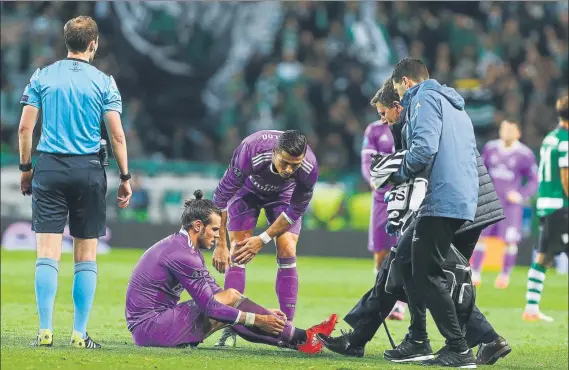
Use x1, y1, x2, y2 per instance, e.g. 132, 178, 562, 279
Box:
481, 204, 523, 244
131, 300, 211, 347
368, 199, 397, 253
227, 188, 302, 235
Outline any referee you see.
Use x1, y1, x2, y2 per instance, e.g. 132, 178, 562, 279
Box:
18, 16, 131, 349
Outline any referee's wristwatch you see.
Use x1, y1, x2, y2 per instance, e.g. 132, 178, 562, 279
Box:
19, 163, 33, 172
119, 172, 131, 182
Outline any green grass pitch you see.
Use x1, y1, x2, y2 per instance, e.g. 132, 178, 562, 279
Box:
1, 248, 567, 369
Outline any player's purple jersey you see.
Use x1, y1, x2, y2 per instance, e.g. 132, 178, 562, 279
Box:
361, 120, 395, 201
213, 130, 319, 223
125, 230, 239, 332
482, 140, 538, 204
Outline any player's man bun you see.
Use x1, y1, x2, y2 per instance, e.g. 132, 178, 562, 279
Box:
193, 190, 204, 200
183, 190, 204, 207
181, 191, 221, 228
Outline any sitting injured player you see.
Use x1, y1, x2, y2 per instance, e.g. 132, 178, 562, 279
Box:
125, 190, 337, 351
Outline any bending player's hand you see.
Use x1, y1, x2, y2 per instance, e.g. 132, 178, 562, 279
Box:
117, 180, 132, 208
20, 170, 33, 196
212, 241, 231, 273
269, 309, 287, 322
233, 236, 263, 264
255, 314, 285, 336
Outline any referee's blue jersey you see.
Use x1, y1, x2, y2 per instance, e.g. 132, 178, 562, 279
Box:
20, 58, 122, 155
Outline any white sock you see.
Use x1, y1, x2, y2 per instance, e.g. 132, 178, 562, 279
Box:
472, 270, 481, 280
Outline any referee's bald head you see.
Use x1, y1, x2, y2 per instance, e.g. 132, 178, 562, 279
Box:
64, 16, 99, 54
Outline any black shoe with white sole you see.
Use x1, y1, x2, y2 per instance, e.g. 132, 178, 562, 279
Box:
476, 336, 512, 365
422, 348, 477, 368
316, 330, 364, 358
383, 335, 434, 363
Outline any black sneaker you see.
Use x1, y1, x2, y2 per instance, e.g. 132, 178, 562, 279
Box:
476, 336, 511, 365
383, 335, 434, 363
422, 348, 477, 368
434, 344, 450, 356
215, 327, 237, 347
315, 330, 364, 357
84, 335, 102, 349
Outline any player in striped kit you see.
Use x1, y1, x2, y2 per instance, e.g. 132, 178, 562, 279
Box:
523, 96, 569, 322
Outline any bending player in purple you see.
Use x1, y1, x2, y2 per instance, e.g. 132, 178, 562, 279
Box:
361, 116, 407, 320
125, 190, 337, 352
361, 118, 397, 275
471, 120, 538, 289
211, 130, 318, 346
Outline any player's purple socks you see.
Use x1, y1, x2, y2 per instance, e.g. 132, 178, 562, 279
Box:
224, 264, 246, 294
276, 257, 298, 322
471, 243, 486, 273
501, 244, 518, 277
232, 321, 299, 347
233, 297, 296, 345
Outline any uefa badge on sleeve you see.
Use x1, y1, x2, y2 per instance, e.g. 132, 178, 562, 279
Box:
233, 167, 243, 180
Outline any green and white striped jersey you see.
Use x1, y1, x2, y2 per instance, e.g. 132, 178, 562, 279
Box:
536, 127, 568, 217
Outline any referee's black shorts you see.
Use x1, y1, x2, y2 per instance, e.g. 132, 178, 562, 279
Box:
537, 207, 568, 259
31, 153, 107, 238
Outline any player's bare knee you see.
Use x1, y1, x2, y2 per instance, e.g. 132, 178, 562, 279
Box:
73, 237, 98, 262
36, 233, 63, 261
375, 250, 389, 260
228, 288, 243, 305
276, 233, 298, 258
534, 252, 545, 265
229, 230, 254, 254
539, 252, 555, 267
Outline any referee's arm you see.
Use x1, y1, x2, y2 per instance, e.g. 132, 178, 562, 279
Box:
18, 69, 41, 195
18, 105, 39, 167
103, 76, 128, 178
103, 76, 131, 208
104, 111, 128, 176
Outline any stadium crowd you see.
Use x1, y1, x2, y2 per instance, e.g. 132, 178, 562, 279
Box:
1, 1, 568, 174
